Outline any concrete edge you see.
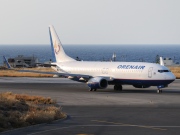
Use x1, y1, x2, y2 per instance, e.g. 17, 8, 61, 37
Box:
0, 114, 68, 134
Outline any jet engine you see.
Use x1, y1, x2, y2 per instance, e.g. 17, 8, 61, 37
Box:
133, 85, 150, 88
87, 77, 108, 89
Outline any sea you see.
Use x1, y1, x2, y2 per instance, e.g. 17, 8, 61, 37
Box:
0, 44, 180, 65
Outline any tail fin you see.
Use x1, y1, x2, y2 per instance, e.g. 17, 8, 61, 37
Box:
49, 25, 75, 62
160, 57, 164, 66
3, 56, 12, 69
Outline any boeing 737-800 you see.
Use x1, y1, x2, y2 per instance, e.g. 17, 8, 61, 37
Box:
4, 25, 176, 93
48, 25, 175, 93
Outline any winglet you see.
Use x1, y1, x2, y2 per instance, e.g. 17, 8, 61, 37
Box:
3, 56, 12, 69
160, 57, 164, 66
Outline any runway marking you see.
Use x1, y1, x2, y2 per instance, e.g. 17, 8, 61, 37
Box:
27, 124, 168, 135
76, 134, 94, 135
91, 120, 167, 131
9, 124, 180, 135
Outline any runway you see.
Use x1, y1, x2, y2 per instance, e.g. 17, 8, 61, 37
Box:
1, 77, 180, 135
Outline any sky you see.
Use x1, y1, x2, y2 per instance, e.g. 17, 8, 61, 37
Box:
0, 0, 180, 45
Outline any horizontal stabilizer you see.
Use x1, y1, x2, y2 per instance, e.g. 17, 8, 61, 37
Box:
3, 56, 12, 69
35, 63, 57, 67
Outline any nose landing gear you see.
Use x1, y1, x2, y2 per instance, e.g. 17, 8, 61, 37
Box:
157, 85, 166, 93
157, 89, 162, 93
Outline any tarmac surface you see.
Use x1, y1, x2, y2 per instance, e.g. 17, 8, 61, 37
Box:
0, 77, 180, 135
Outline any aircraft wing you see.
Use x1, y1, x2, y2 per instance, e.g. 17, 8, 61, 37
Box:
18, 69, 91, 78
18, 69, 114, 81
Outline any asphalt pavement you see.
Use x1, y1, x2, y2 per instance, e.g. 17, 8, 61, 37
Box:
0, 78, 180, 135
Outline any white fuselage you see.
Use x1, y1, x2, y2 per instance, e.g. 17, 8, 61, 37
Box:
55, 61, 175, 84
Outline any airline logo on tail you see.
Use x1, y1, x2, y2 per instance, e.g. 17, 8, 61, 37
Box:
54, 41, 60, 55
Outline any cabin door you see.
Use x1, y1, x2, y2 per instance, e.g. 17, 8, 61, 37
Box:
148, 67, 153, 78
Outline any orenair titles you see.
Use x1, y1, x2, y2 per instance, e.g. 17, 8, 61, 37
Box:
117, 65, 145, 70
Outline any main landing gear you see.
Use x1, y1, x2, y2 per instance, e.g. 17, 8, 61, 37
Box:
89, 88, 97, 91
114, 84, 123, 91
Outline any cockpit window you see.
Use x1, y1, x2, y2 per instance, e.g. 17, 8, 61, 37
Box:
158, 70, 170, 73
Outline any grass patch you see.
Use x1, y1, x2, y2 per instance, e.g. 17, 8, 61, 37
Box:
0, 92, 66, 132
0, 67, 54, 77
169, 67, 180, 79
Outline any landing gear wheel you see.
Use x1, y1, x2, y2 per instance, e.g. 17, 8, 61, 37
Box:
89, 88, 93, 91
114, 84, 123, 91
89, 88, 97, 91
157, 90, 160, 93
157, 89, 162, 93
118, 85, 122, 91
114, 85, 118, 91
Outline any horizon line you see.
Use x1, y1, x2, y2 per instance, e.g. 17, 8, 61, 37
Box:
0, 44, 180, 46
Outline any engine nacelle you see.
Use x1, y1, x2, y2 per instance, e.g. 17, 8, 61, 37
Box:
133, 85, 150, 88
87, 77, 108, 89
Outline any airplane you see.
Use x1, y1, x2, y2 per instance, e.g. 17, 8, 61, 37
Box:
49, 25, 176, 93
4, 25, 176, 93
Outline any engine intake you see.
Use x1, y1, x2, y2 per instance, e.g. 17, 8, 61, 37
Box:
87, 77, 108, 89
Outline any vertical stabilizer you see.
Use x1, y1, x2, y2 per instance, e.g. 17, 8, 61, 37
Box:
49, 25, 75, 62
160, 57, 164, 66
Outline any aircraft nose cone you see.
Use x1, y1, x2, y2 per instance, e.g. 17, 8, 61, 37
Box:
172, 74, 176, 80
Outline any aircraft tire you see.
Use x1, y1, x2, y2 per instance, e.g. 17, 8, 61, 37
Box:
114, 84, 122, 91
157, 89, 162, 93
118, 85, 123, 91
114, 85, 118, 91
89, 88, 93, 91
